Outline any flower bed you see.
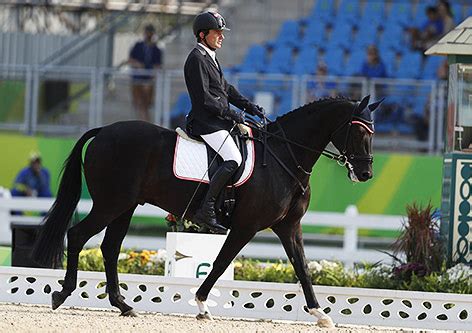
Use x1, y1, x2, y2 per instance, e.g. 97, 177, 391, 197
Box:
77, 248, 471, 294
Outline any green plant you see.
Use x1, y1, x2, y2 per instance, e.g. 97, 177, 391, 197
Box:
72, 247, 471, 294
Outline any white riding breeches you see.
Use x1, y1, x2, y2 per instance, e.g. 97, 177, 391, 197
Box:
201, 130, 242, 166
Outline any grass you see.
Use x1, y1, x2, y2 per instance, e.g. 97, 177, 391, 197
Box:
0, 246, 11, 266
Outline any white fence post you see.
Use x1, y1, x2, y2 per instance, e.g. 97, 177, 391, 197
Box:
343, 205, 359, 266
0, 188, 12, 244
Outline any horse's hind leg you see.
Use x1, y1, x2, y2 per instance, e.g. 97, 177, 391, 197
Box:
52, 208, 121, 310
272, 220, 334, 328
195, 228, 256, 320
100, 206, 137, 316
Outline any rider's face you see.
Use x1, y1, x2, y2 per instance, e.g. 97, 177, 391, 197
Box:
205, 29, 224, 49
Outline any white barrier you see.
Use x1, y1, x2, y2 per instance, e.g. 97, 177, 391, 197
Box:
0, 197, 404, 264
0, 266, 470, 330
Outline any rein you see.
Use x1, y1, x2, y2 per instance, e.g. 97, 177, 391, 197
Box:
243, 114, 374, 194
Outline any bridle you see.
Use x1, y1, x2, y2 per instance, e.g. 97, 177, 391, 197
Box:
244, 112, 374, 194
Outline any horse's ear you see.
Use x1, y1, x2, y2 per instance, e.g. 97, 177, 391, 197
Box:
356, 95, 370, 113
368, 98, 385, 112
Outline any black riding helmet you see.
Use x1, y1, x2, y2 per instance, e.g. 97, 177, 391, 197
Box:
193, 11, 230, 38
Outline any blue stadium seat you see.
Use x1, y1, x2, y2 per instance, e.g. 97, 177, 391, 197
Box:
385, 1, 413, 27
301, 20, 327, 47
337, 0, 361, 26
292, 46, 318, 75
344, 49, 365, 76
275, 20, 300, 46
452, 4, 463, 23
421, 56, 443, 80
328, 22, 354, 49
412, 2, 430, 28
354, 23, 379, 49
266, 45, 294, 74
394, 52, 422, 79
310, 0, 336, 22
362, 1, 386, 24
323, 48, 345, 76
171, 93, 191, 118
239, 44, 266, 73
378, 24, 407, 53
378, 49, 397, 77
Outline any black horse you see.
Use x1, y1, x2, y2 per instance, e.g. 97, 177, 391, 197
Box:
33, 95, 379, 327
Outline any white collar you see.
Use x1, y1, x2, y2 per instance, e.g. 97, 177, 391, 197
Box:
198, 43, 217, 65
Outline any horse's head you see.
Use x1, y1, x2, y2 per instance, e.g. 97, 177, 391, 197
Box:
330, 95, 382, 183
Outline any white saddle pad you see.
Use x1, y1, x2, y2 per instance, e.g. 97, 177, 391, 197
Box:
173, 127, 255, 187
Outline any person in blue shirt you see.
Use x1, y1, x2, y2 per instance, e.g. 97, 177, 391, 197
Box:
11, 152, 52, 198
410, 6, 444, 52
128, 24, 163, 122
360, 45, 387, 78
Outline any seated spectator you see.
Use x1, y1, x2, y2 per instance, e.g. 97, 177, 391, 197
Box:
360, 45, 387, 78
307, 62, 338, 100
410, 6, 444, 52
437, 0, 454, 34
11, 152, 52, 198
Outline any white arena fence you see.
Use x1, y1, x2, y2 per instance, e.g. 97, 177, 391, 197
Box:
0, 266, 470, 330
0, 197, 403, 265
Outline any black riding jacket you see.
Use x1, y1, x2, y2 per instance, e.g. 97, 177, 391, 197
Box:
184, 45, 252, 136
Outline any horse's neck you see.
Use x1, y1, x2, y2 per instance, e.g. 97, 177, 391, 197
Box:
275, 104, 350, 172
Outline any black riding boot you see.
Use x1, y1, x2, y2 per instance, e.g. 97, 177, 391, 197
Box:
193, 160, 238, 233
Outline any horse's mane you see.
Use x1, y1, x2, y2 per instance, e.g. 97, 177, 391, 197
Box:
275, 96, 354, 122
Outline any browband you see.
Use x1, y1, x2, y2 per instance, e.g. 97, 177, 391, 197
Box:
352, 120, 374, 134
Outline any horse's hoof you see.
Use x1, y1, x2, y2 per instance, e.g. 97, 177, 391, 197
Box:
121, 309, 138, 317
316, 317, 335, 328
196, 311, 213, 321
51, 291, 65, 310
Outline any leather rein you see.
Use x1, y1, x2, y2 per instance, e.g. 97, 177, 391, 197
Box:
244, 115, 374, 194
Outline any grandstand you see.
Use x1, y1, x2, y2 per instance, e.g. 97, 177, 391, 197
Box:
169, 0, 471, 151
0, 0, 470, 152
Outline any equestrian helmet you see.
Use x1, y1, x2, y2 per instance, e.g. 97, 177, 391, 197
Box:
193, 12, 230, 37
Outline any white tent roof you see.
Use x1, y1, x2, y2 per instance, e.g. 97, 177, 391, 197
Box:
425, 16, 472, 56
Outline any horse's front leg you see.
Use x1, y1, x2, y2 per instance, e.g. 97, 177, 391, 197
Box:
195, 228, 256, 320
272, 220, 335, 328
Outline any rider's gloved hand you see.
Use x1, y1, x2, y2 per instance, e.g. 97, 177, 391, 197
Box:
222, 108, 245, 124
245, 103, 265, 118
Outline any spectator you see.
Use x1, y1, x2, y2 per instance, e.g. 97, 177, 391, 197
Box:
437, 0, 454, 34
307, 61, 337, 100
410, 6, 444, 52
360, 45, 387, 78
11, 152, 52, 198
128, 24, 163, 122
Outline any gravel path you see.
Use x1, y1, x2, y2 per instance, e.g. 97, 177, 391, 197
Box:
0, 302, 428, 332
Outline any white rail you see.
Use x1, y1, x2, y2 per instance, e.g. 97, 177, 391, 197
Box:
0, 197, 404, 264
0, 266, 470, 330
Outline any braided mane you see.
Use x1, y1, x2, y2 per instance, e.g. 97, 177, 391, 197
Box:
275, 96, 354, 121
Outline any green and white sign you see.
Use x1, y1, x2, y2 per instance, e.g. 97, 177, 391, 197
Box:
442, 153, 472, 265
164, 232, 234, 280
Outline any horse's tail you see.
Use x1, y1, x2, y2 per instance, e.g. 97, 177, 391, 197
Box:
32, 127, 102, 268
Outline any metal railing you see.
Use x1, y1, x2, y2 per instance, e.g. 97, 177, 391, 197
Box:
0, 64, 447, 153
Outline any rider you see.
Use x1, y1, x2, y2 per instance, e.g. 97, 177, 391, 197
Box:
185, 11, 264, 232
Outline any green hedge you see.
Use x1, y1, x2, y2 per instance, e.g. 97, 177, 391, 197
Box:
77, 248, 471, 294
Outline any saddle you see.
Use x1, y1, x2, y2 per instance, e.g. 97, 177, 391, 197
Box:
175, 124, 253, 223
